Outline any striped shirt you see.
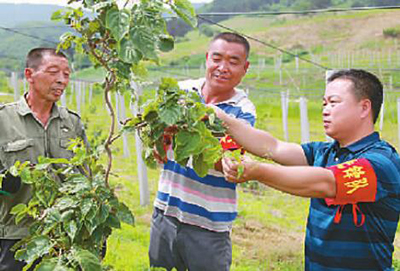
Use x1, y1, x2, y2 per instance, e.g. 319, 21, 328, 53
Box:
302, 132, 400, 271
154, 78, 256, 232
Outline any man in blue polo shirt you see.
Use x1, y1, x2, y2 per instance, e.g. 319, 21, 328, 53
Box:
216, 69, 400, 270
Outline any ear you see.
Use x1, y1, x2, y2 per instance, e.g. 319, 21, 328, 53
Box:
244, 61, 250, 73
206, 52, 209, 61
25, 68, 34, 83
359, 99, 372, 120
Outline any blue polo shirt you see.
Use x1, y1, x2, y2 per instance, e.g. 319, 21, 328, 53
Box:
302, 132, 400, 271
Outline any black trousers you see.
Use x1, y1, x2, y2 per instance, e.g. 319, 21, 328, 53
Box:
0, 239, 38, 271
149, 208, 232, 271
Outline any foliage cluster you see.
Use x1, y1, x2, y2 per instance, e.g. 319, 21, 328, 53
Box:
8, 139, 134, 270
125, 77, 226, 177
383, 27, 400, 39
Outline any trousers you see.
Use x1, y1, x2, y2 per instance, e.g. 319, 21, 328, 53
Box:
149, 208, 232, 271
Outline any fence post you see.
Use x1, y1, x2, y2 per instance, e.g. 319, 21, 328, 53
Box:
61, 90, 67, 107
379, 93, 385, 132
116, 92, 130, 158
131, 81, 149, 206
81, 81, 86, 109
325, 70, 335, 142
75, 81, 81, 115
69, 80, 74, 105
23, 78, 27, 93
89, 83, 93, 105
11, 72, 19, 101
299, 97, 310, 143
281, 91, 289, 141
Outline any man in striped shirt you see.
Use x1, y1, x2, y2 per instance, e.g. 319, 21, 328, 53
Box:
218, 69, 400, 270
149, 32, 256, 271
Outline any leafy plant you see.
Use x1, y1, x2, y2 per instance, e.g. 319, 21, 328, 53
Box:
383, 27, 400, 39
10, 139, 134, 270
124, 77, 226, 177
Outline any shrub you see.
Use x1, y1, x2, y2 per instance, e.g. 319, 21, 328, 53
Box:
383, 27, 400, 38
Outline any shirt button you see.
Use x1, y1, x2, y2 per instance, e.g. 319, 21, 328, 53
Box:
335, 157, 339, 162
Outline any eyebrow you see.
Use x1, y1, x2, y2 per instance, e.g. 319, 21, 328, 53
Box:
323, 95, 340, 100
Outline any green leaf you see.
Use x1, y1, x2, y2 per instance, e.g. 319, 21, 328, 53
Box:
118, 37, 143, 64
99, 204, 111, 224
174, 130, 203, 162
81, 198, 95, 217
36, 258, 57, 271
55, 197, 77, 211
106, 7, 131, 41
193, 153, 209, 177
44, 208, 62, 224
159, 104, 182, 126
158, 34, 174, 52
15, 236, 53, 263
117, 202, 134, 226
36, 259, 74, 271
171, 0, 197, 28
130, 27, 158, 60
51, 9, 64, 21
65, 220, 78, 241
106, 213, 121, 229
74, 249, 102, 271
10, 203, 27, 215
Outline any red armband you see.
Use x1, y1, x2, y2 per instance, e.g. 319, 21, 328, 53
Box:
325, 158, 377, 227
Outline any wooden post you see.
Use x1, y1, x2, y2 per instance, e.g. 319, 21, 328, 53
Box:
299, 97, 310, 143
116, 92, 130, 158
75, 81, 81, 115
81, 81, 86, 109
325, 71, 335, 142
379, 93, 384, 132
61, 90, 67, 107
11, 72, 19, 101
69, 80, 74, 105
131, 81, 149, 206
89, 83, 93, 105
281, 91, 289, 141
23, 78, 27, 93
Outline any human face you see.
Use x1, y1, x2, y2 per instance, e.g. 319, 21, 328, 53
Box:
205, 39, 249, 94
322, 79, 365, 145
26, 54, 70, 104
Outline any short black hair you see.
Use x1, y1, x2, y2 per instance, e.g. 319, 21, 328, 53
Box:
211, 32, 250, 59
327, 69, 383, 124
26, 48, 68, 70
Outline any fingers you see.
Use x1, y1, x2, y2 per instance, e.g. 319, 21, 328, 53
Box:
207, 104, 228, 121
222, 157, 241, 183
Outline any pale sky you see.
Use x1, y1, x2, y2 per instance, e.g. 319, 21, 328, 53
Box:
0, 0, 212, 5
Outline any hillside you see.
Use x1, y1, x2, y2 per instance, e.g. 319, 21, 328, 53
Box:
163, 9, 400, 60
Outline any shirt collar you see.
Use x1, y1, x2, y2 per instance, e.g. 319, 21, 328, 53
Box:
190, 78, 248, 105
333, 132, 380, 153
17, 94, 60, 118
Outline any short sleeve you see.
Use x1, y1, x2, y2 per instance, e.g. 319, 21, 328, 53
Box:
364, 153, 400, 202
301, 142, 325, 166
